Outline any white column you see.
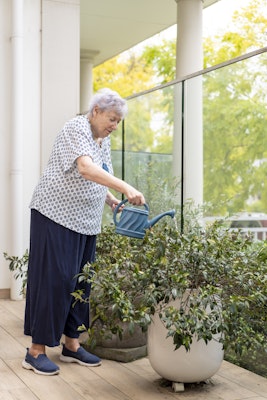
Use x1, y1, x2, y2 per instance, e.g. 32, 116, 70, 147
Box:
10, 0, 24, 300
41, 0, 80, 170
80, 49, 99, 113
173, 0, 203, 206
176, 0, 203, 76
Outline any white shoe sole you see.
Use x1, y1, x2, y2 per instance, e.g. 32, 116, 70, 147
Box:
59, 354, 101, 367
22, 360, 60, 376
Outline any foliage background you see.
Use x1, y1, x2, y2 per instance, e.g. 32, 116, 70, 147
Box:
94, 0, 267, 217
92, 0, 267, 377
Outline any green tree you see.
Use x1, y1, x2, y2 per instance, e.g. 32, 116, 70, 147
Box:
93, 51, 155, 97
203, 62, 267, 214
94, 48, 174, 157
203, 0, 267, 214
204, 0, 267, 67
141, 39, 176, 83
93, 51, 160, 154
130, 0, 267, 214
94, 0, 267, 215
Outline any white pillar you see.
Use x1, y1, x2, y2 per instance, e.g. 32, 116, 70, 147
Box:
80, 49, 99, 113
176, 0, 203, 76
10, 0, 24, 300
173, 0, 203, 206
41, 0, 80, 170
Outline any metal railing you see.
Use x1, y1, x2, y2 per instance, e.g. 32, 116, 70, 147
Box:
230, 228, 267, 241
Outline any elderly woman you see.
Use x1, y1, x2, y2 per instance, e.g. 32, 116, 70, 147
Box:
23, 88, 145, 375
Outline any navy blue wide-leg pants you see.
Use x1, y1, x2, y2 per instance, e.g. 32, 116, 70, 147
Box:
24, 209, 96, 347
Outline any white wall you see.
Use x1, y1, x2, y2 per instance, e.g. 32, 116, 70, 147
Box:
0, 0, 80, 297
41, 0, 80, 169
0, 0, 13, 292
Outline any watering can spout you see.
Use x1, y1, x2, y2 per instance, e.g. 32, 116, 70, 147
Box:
113, 199, 175, 239
147, 209, 175, 229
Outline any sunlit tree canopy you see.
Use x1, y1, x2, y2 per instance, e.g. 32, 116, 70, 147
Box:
94, 0, 267, 215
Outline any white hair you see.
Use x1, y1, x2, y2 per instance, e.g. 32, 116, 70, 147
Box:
88, 88, 128, 119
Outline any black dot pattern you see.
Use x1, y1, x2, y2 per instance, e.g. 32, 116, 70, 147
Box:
30, 115, 113, 234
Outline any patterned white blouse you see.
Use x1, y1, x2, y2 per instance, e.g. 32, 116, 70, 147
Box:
30, 115, 113, 235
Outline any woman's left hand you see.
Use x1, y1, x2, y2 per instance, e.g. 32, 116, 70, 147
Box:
106, 192, 124, 213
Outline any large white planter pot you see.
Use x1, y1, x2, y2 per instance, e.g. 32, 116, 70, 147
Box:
148, 299, 224, 383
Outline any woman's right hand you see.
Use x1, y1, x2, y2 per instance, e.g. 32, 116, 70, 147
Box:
125, 185, 145, 206
77, 156, 145, 205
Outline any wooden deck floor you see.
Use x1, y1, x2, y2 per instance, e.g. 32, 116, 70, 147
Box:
1, 298, 267, 400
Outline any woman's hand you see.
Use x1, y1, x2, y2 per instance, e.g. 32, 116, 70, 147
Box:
77, 156, 145, 206
105, 192, 124, 212
124, 186, 145, 206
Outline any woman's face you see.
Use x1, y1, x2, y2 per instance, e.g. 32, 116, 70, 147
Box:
90, 106, 121, 139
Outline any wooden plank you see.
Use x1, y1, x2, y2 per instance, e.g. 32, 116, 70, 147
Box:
0, 300, 30, 349
59, 361, 131, 400
1, 299, 267, 400
0, 387, 39, 400
123, 357, 163, 381
1, 299, 25, 320
0, 359, 26, 391
0, 302, 25, 338
218, 361, 267, 397
6, 358, 86, 400
0, 327, 26, 360
92, 359, 180, 399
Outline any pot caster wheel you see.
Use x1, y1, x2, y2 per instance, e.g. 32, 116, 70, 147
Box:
172, 382, 185, 392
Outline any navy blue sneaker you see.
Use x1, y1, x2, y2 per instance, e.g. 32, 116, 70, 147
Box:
60, 344, 101, 367
22, 348, 60, 375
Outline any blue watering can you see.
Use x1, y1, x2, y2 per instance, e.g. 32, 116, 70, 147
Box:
113, 199, 175, 239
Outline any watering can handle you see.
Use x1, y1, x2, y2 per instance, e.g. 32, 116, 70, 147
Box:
113, 199, 149, 226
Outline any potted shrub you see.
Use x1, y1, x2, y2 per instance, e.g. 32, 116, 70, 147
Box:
74, 202, 267, 384
73, 225, 151, 362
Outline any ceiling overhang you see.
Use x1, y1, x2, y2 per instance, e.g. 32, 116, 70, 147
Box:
81, 0, 221, 66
